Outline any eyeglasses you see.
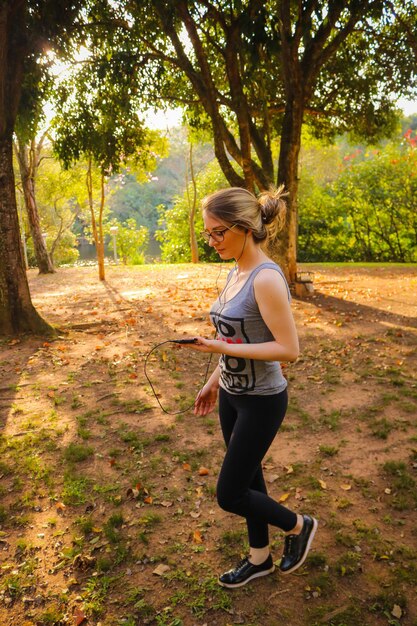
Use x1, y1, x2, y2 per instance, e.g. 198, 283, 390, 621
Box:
200, 224, 236, 243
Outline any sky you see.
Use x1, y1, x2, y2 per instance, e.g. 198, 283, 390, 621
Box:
397, 97, 417, 116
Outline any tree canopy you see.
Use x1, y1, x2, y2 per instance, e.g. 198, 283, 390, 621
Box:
78, 0, 417, 279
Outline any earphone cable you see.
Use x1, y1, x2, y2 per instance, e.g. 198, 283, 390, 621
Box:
143, 261, 237, 416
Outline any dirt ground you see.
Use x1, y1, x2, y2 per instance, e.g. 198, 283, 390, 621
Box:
0, 263, 416, 626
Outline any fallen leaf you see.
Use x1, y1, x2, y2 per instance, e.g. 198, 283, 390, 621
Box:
285, 465, 294, 474
153, 563, 170, 576
340, 484, 352, 491
278, 493, 290, 503
267, 474, 279, 484
192, 530, 203, 543
126, 487, 140, 499
144, 496, 153, 504
73, 607, 87, 625
183, 463, 191, 472
160, 500, 173, 507
198, 467, 209, 476
295, 487, 303, 500
319, 479, 327, 490
384, 488, 392, 494
392, 605, 402, 619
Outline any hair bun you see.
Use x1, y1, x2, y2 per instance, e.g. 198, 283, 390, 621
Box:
258, 185, 288, 232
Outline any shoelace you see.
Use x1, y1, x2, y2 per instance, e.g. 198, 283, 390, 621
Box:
233, 557, 250, 573
283, 534, 296, 556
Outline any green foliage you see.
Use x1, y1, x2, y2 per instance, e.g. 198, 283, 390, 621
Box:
106, 128, 214, 239
52, 52, 167, 176
106, 218, 149, 265
156, 160, 228, 263
299, 135, 417, 262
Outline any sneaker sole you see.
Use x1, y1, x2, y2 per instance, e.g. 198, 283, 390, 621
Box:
280, 517, 318, 575
218, 565, 275, 589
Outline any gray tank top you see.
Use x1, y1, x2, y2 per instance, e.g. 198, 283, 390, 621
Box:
210, 262, 291, 396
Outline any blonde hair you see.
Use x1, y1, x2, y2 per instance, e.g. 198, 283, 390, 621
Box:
202, 186, 288, 244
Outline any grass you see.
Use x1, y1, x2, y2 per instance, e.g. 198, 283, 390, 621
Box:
63, 442, 94, 463
61, 472, 91, 505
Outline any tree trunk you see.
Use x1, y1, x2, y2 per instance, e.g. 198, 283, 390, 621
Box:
98, 173, 106, 281
0, 135, 53, 335
0, 0, 53, 336
86, 158, 105, 281
274, 97, 304, 283
15, 139, 55, 274
187, 142, 199, 263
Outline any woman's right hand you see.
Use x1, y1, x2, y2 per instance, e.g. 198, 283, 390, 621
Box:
194, 383, 218, 416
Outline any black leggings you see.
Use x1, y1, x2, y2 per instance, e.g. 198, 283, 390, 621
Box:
217, 387, 297, 548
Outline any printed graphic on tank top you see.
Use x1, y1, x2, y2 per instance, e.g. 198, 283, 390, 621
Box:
213, 313, 256, 393
210, 262, 291, 397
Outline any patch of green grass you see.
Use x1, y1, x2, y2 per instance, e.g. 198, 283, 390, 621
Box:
369, 591, 407, 622
335, 531, 357, 548
138, 512, 161, 528
71, 394, 83, 409
75, 515, 95, 535
82, 575, 114, 617
104, 513, 124, 543
217, 529, 246, 557
63, 442, 94, 463
116, 398, 152, 414
308, 571, 334, 597
117, 425, 148, 450
335, 550, 362, 576
382, 460, 417, 510
336, 498, 353, 510
154, 433, 171, 442
318, 409, 342, 431
306, 552, 328, 568
35, 605, 66, 625
369, 417, 396, 439
77, 427, 92, 440
125, 587, 156, 620
23, 454, 52, 485
167, 567, 232, 618
61, 472, 91, 505
318, 444, 339, 456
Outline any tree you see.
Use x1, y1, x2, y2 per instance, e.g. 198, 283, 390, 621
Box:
0, 0, 85, 335
32, 150, 89, 266
53, 56, 167, 281
106, 218, 149, 265
14, 132, 56, 273
156, 158, 227, 263
118, 0, 417, 280
298, 132, 417, 262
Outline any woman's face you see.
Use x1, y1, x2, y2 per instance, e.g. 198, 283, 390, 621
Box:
202, 211, 247, 260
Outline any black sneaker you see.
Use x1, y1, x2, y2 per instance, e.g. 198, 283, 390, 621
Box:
279, 515, 318, 574
218, 555, 275, 588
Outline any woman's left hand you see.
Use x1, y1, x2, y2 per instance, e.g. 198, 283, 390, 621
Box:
179, 337, 221, 354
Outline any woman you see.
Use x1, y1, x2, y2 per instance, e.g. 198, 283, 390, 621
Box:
182, 186, 317, 588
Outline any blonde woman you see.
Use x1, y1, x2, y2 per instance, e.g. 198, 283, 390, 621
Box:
181, 187, 317, 588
